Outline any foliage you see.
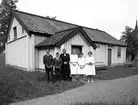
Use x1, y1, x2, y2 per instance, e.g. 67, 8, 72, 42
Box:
120, 26, 138, 60
0, 0, 18, 52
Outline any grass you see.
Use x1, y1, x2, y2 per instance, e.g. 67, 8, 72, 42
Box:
71, 102, 137, 105
0, 54, 84, 105
0, 54, 138, 105
95, 66, 138, 80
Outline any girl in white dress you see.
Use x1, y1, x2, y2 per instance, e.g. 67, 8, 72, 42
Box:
70, 49, 78, 81
85, 51, 96, 82
78, 53, 86, 82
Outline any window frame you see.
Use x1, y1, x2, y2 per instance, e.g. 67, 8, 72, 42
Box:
117, 47, 121, 58
13, 26, 17, 40
71, 45, 83, 55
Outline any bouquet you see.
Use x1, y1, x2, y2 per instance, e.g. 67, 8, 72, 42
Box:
72, 62, 77, 66
80, 65, 85, 69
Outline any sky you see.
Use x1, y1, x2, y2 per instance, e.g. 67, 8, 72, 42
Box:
6, 0, 138, 39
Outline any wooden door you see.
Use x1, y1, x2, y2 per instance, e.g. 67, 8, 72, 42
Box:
108, 49, 112, 66
71, 45, 82, 55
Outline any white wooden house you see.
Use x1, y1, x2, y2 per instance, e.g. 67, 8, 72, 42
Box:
5, 10, 126, 71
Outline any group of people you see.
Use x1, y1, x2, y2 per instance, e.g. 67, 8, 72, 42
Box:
43, 48, 96, 83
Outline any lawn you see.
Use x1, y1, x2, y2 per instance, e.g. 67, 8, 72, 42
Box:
0, 54, 84, 105
95, 66, 138, 80
71, 101, 137, 105
0, 54, 138, 105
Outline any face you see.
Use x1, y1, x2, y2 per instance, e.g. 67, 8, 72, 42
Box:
62, 49, 66, 54
56, 52, 59, 57
46, 49, 50, 54
72, 49, 76, 54
79, 53, 83, 58
88, 51, 92, 56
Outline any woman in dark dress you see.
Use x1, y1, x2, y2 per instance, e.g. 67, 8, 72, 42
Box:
60, 49, 71, 81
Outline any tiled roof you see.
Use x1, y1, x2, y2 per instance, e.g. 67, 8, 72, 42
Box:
12, 10, 125, 46
36, 27, 78, 47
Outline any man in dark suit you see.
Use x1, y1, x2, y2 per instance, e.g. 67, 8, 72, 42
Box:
43, 49, 53, 82
60, 49, 71, 81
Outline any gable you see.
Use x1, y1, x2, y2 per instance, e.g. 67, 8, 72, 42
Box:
7, 17, 28, 43
36, 27, 97, 49
64, 32, 90, 46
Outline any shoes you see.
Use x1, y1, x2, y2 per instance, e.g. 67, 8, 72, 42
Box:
88, 80, 90, 82
91, 80, 94, 83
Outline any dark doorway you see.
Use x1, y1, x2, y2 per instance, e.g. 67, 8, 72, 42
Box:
71, 45, 82, 55
108, 49, 112, 66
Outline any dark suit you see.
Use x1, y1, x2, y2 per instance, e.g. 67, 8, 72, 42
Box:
43, 54, 53, 82
60, 53, 71, 81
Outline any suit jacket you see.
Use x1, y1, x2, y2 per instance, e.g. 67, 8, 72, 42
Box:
43, 54, 53, 68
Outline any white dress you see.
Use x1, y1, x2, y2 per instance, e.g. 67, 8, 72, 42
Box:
70, 54, 78, 75
78, 57, 86, 75
85, 55, 96, 75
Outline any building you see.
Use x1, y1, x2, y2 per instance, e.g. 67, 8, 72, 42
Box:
5, 10, 126, 71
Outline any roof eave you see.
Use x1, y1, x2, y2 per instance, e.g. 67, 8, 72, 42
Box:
35, 45, 55, 49
94, 41, 127, 47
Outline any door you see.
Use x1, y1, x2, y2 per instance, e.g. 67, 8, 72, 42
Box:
71, 45, 82, 55
108, 49, 112, 66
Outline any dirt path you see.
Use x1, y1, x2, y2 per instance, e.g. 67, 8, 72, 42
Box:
11, 75, 138, 105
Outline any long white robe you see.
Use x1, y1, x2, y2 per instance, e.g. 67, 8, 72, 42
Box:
70, 54, 78, 75
78, 57, 86, 75
85, 55, 96, 75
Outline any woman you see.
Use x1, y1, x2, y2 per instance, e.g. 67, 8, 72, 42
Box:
78, 52, 86, 82
85, 51, 96, 82
60, 49, 71, 81
70, 49, 78, 81
53, 52, 62, 81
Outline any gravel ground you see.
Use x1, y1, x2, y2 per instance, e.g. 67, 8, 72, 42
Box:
11, 75, 138, 105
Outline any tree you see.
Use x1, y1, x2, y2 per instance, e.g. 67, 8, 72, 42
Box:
120, 26, 138, 61
0, 0, 18, 52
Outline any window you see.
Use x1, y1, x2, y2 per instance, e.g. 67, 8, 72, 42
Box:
13, 26, 17, 39
117, 47, 121, 57
22, 27, 24, 34
71, 45, 82, 55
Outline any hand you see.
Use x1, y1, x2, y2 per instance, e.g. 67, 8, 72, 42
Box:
80, 65, 84, 69
72, 63, 76, 66
89, 62, 92, 65
64, 62, 67, 64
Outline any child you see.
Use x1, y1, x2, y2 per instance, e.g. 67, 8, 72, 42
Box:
70, 49, 78, 81
85, 51, 96, 82
78, 52, 86, 82
53, 52, 62, 81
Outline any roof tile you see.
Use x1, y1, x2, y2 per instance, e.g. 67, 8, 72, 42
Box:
13, 10, 125, 46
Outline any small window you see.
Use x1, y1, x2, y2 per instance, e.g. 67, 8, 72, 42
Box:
22, 27, 24, 34
117, 47, 121, 57
13, 26, 17, 39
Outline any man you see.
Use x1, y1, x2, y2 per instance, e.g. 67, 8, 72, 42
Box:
43, 49, 53, 82
60, 49, 71, 81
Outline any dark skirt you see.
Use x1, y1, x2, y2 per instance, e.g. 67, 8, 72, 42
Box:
61, 64, 71, 75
